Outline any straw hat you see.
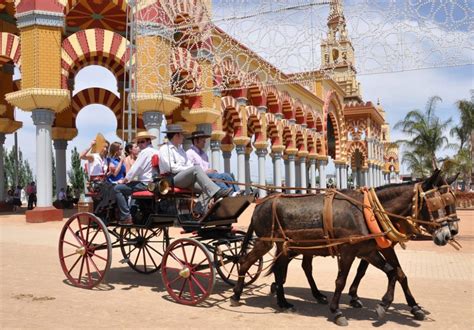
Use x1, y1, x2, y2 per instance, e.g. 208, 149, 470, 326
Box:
132, 131, 157, 142
186, 130, 211, 140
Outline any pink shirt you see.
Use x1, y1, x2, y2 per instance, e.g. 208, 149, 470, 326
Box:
186, 145, 209, 172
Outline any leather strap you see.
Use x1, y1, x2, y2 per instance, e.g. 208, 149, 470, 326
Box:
323, 189, 337, 256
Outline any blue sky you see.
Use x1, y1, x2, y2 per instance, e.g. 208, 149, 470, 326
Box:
3, 0, 473, 181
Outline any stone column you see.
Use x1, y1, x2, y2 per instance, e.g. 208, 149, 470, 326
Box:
143, 111, 163, 148
223, 151, 232, 175
0, 133, 5, 201
342, 164, 348, 189
309, 158, 317, 192
288, 154, 296, 194
299, 157, 307, 194
245, 150, 251, 194
210, 140, 221, 172
53, 139, 68, 195
235, 145, 246, 190
32, 109, 55, 207
334, 164, 341, 189
284, 157, 289, 193
273, 151, 283, 192
352, 168, 357, 188
318, 159, 328, 189
363, 168, 368, 187
256, 148, 267, 197
295, 158, 301, 193
368, 164, 373, 187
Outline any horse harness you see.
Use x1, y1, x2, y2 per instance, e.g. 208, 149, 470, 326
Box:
257, 182, 458, 256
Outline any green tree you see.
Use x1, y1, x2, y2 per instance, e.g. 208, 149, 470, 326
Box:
68, 147, 85, 197
3, 147, 34, 189
394, 96, 452, 175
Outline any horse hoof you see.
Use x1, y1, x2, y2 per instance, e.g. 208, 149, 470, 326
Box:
411, 306, 425, 320
282, 306, 297, 314
230, 297, 242, 307
316, 295, 328, 305
375, 304, 386, 319
334, 315, 349, 326
270, 283, 277, 295
349, 298, 363, 308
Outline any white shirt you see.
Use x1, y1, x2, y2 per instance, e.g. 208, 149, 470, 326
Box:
186, 145, 210, 171
126, 145, 159, 182
88, 153, 107, 176
158, 142, 193, 174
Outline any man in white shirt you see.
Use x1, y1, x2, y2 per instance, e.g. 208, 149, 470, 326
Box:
113, 131, 159, 225
158, 124, 231, 203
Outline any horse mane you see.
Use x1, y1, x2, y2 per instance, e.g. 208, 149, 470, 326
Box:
374, 180, 420, 203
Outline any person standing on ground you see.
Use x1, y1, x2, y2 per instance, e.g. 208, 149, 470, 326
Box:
26, 182, 36, 210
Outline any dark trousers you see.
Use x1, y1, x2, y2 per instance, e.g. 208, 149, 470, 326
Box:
113, 182, 147, 221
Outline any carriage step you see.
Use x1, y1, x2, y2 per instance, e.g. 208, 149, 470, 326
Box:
119, 258, 130, 264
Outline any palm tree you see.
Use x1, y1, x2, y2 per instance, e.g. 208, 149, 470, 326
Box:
394, 96, 452, 174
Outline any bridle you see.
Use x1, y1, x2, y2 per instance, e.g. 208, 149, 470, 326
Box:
411, 182, 459, 229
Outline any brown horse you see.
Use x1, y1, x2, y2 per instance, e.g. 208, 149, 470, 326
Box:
274, 173, 460, 322
230, 169, 458, 326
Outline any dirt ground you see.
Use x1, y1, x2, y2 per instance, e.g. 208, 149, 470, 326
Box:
0, 206, 473, 329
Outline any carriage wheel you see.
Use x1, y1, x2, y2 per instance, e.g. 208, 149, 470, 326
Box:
161, 238, 215, 305
214, 230, 263, 287
119, 227, 169, 274
58, 212, 112, 289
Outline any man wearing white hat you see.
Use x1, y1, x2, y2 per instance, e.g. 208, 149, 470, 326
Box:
158, 124, 232, 204
113, 131, 159, 225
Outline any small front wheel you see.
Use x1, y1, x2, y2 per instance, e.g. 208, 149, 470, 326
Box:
161, 238, 215, 305
58, 212, 112, 289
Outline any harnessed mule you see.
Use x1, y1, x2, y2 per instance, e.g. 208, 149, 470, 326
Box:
230, 169, 459, 326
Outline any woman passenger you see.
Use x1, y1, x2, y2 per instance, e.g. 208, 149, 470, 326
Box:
106, 142, 126, 183
124, 142, 139, 173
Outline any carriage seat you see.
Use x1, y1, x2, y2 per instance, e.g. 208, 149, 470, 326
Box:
131, 154, 194, 198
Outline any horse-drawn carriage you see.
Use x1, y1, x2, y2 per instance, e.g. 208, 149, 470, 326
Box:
58, 155, 263, 305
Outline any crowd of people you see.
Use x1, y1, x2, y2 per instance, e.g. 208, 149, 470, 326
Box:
4, 181, 36, 212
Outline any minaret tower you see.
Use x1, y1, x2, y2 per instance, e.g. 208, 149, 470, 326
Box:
320, 0, 361, 102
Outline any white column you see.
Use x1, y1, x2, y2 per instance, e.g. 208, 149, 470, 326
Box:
53, 139, 68, 195
235, 145, 246, 190
363, 169, 368, 187
245, 151, 251, 194
0, 133, 5, 201
142, 111, 163, 148
257, 148, 267, 197
273, 151, 283, 192
284, 157, 289, 192
288, 154, 296, 194
223, 150, 231, 174
295, 158, 301, 193
197, 123, 212, 161
319, 160, 327, 189
309, 158, 317, 192
368, 164, 373, 187
352, 168, 357, 188
300, 157, 307, 194
210, 140, 221, 172
32, 109, 55, 207
342, 164, 348, 189
335, 164, 341, 189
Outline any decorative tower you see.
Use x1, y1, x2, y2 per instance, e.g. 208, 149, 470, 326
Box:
320, 0, 361, 102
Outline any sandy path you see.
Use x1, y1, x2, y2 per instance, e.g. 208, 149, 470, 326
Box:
0, 208, 472, 329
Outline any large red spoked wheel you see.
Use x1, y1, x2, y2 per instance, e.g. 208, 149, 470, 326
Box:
58, 212, 112, 289
214, 230, 263, 286
161, 238, 215, 305
119, 227, 169, 274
